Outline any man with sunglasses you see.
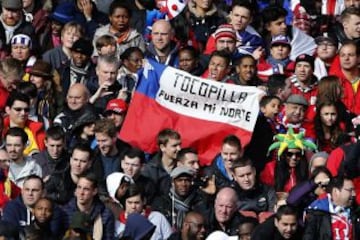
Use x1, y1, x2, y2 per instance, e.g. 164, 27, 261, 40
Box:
3, 92, 45, 156
303, 176, 358, 240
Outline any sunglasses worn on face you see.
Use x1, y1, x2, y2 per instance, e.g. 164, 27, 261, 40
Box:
12, 107, 30, 112
285, 151, 302, 158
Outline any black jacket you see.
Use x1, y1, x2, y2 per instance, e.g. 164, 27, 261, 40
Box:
252, 215, 303, 240
44, 166, 77, 205
141, 152, 172, 196
231, 182, 276, 213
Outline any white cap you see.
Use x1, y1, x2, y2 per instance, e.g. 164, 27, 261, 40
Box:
205, 231, 238, 240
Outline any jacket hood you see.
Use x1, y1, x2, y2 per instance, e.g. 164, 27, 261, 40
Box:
123, 213, 156, 240
71, 111, 98, 134
106, 172, 133, 203
188, 1, 217, 17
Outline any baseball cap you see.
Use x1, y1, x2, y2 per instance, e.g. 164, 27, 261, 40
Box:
170, 166, 194, 179
315, 35, 338, 47
271, 35, 291, 47
105, 99, 128, 115
295, 54, 315, 70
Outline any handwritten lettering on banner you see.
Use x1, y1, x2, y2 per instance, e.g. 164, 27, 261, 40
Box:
155, 67, 261, 131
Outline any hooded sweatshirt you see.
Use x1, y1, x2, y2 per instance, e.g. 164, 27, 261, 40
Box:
123, 213, 156, 240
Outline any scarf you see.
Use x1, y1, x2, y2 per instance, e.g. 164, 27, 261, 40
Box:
70, 61, 90, 85
169, 187, 197, 230
267, 55, 291, 68
116, 29, 130, 44
0, 16, 22, 44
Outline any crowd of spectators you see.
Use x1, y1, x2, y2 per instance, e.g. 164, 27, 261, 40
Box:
1, 0, 360, 239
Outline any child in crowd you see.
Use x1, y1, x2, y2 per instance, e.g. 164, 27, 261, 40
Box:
260, 95, 284, 134
94, 34, 117, 63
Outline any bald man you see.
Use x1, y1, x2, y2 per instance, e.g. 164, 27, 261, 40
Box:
207, 187, 245, 236
169, 211, 206, 240
145, 20, 179, 66
54, 83, 96, 136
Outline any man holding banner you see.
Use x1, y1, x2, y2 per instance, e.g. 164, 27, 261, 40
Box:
120, 58, 262, 166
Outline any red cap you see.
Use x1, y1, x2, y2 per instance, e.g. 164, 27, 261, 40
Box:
105, 99, 128, 114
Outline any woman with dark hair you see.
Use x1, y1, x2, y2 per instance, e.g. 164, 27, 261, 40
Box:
93, 1, 145, 57
287, 166, 332, 225
314, 101, 344, 153
260, 128, 317, 192
118, 47, 144, 96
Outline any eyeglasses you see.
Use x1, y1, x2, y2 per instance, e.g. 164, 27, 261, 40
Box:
343, 188, 355, 193
285, 151, 302, 158
12, 107, 30, 112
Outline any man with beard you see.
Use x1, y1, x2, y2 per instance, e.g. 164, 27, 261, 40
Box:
303, 176, 358, 239
168, 211, 206, 240
92, 119, 130, 197
252, 205, 302, 240
199, 24, 240, 74
5, 127, 42, 188
0, 0, 36, 55
59, 38, 96, 95
151, 166, 208, 231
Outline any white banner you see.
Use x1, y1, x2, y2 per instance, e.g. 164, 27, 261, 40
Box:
155, 67, 262, 131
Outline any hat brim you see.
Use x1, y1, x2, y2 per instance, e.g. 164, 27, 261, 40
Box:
29, 70, 53, 78
271, 41, 291, 47
315, 36, 337, 46
104, 109, 124, 115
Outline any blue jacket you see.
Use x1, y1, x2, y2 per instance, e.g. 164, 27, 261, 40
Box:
145, 42, 179, 67
62, 197, 115, 240
2, 196, 66, 237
